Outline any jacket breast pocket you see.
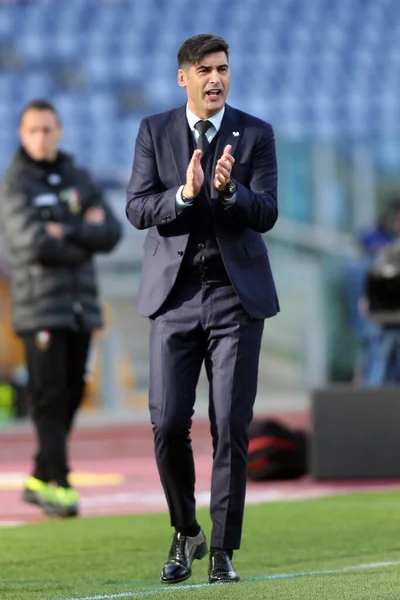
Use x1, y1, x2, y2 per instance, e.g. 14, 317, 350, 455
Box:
143, 235, 160, 256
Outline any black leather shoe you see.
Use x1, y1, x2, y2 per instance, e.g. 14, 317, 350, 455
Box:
209, 550, 240, 584
161, 529, 208, 584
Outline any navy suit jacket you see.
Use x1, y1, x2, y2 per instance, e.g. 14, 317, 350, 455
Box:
126, 104, 280, 320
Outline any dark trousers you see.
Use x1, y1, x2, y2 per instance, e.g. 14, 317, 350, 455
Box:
22, 329, 91, 486
149, 281, 264, 549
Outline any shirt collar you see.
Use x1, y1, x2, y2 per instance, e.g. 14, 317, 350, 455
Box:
186, 104, 225, 133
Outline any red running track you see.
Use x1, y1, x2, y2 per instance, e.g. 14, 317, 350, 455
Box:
1, 411, 399, 526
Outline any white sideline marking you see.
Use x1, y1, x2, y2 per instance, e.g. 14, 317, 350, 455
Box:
0, 520, 23, 528
79, 483, 400, 511
60, 560, 400, 600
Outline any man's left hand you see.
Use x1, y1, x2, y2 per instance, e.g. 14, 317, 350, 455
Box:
84, 206, 106, 224
214, 144, 235, 193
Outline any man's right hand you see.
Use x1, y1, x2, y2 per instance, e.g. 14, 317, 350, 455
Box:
182, 149, 203, 201
45, 222, 64, 239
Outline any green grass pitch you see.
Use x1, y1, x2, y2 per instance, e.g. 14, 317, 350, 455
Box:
1, 490, 400, 599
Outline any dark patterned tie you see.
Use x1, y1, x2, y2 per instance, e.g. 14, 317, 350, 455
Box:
194, 120, 212, 154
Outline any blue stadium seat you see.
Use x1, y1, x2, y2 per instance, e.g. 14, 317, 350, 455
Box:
0, 0, 399, 174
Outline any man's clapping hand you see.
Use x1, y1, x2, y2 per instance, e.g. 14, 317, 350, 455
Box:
214, 144, 235, 193
182, 149, 204, 201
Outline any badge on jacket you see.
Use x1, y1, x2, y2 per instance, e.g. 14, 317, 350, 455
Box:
35, 330, 51, 351
60, 188, 81, 213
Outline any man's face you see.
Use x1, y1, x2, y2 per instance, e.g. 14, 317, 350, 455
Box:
19, 109, 62, 161
178, 51, 230, 119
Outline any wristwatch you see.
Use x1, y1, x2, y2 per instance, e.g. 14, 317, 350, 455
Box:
181, 188, 194, 204
221, 178, 237, 198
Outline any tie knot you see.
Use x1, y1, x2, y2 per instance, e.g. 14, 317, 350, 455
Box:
194, 120, 212, 136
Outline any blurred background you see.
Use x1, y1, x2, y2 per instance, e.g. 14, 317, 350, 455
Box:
1, 0, 400, 423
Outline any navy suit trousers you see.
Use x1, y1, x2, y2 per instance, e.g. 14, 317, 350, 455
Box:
149, 280, 264, 549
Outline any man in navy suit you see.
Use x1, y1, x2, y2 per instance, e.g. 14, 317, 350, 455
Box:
126, 33, 279, 584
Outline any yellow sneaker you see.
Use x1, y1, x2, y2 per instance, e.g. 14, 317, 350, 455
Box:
41, 485, 80, 518
22, 476, 50, 507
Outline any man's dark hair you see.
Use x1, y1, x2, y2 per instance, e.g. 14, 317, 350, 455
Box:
178, 34, 229, 68
19, 99, 61, 125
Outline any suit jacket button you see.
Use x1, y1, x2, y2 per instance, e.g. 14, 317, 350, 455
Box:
177, 250, 184, 257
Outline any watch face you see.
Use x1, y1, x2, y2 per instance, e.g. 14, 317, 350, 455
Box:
222, 179, 236, 197
228, 180, 237, 193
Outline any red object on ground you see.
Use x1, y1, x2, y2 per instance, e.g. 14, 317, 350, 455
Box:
0, 411, 399, 526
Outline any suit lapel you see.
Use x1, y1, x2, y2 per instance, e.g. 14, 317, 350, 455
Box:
166, 106, 191, 184
211, 105, 242, 198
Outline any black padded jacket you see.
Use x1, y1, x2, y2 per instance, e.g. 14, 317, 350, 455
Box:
0, 147, 122, 334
